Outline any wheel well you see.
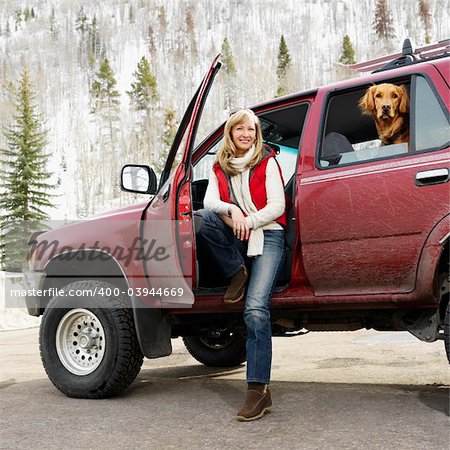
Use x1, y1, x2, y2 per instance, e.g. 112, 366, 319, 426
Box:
37, 251, 129, 314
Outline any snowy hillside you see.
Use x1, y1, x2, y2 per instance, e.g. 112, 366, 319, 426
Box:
0, 0, 448, 218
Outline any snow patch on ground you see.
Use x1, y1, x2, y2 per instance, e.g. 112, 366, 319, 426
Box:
0, 272, 41, 331
0, 308, 41, 331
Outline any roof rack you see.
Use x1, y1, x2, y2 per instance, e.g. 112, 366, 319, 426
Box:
349, 38, 450, 73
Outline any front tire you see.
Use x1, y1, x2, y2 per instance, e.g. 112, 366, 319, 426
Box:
183, 329, 246, 367
40, 280, 143, 398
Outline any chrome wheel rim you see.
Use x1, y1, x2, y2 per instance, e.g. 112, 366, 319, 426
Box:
56, 309, 106, 376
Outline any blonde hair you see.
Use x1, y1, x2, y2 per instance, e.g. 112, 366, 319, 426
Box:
216, 109, 264, 176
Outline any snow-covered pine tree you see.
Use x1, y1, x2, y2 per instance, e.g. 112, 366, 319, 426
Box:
126, 55, 161, 194
49, 7, 58, 39
90, 58, 121, 202
129, 4, 135, 24
162, 108, 178, 148
418, 0, 432, 44
88, 15, 103, 66
339, 35, 356, 65
75, 6, 89, 33
127, 56, 159, 113
276, 35, 292, 97
14, 7, 23, 31
24, 6, 32, 21
75, 7, 91, 68
0, 69, 55, 270
90, 58, 120, 114
221, 38, 236, 76
154, 107, 178, 175
221, 37, 237, 112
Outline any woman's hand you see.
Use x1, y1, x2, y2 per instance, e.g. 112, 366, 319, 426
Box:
228, 205, 250, 241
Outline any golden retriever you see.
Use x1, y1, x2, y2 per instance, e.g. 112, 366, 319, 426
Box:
359, 83, 409, 146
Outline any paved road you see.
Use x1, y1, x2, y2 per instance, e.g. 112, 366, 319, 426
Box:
1, 328, 449, 449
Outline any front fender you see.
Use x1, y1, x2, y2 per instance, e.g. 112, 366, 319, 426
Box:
27, 250, 172, 359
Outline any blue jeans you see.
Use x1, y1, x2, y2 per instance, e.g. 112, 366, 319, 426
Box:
196, 209, 286, 384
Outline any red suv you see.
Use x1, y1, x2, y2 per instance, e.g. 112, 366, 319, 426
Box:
26, 40, 449, 398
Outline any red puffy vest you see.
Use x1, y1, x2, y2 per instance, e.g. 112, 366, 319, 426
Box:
212, 147, 287, 228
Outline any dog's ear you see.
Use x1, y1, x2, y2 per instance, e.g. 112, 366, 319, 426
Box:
359, 86, 376, 115
398, 84, 409, 114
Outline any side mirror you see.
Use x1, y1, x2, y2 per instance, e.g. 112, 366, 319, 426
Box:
121, 165, 157, 195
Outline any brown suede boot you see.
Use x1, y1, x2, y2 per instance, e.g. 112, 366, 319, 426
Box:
224, 266, 248, 304
236, 384, 272, 421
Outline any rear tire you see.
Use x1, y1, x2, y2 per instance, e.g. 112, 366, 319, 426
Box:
183, 329, 246, 367
445, 301, 450, 364
40, 280, 143, 398
438, 262, 450, 364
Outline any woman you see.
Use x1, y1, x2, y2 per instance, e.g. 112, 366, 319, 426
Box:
198, 109, 286, 421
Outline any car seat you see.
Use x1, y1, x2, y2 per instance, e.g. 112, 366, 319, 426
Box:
321, 132, 354, 166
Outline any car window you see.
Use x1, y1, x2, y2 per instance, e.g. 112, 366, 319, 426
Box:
193, 102, 309, 182
264, 142, 298, 181
414, 76, 450, 152
319, 81, 411, 168
193, 139, 221, 181
193, 139, 298, 183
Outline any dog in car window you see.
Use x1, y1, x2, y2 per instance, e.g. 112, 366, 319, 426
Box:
359, 83, 409, 147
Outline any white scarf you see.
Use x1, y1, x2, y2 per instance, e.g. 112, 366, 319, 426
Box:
229, 146, 264, 257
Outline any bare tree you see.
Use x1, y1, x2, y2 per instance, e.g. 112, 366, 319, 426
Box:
373, 0, 396, 47
418, 0, 432, 44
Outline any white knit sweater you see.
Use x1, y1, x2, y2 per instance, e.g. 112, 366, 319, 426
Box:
203, 158, 285, 231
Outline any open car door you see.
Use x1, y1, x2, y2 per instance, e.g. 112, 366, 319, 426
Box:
141, 55, 221, 307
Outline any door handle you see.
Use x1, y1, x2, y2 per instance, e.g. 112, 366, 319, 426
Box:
415, 168, 449, 186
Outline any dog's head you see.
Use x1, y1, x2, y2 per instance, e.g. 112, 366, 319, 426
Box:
359, 83, 409, 120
